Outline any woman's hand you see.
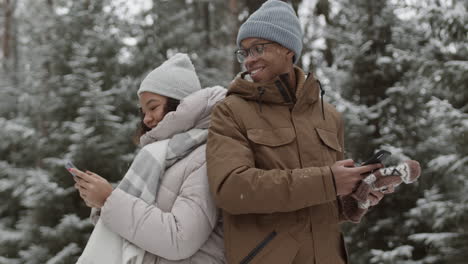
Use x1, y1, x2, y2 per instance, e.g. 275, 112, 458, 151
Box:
71, 168, 113, 209
368, 190, 384, 206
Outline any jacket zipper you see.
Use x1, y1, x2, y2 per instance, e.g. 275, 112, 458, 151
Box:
257, 86, 266, 112
273, 78, 303, 167
274, 80, 292, 104
288, 75, 303, 168
279, 73, 297, 103
291, 119, 304, 168
316, 79, 326, 120
239, 231, 277, 264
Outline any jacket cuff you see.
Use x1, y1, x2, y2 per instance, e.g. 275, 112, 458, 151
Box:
322, 166, 337, 200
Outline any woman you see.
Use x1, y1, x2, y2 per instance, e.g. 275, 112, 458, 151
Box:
72, 53, 226, 264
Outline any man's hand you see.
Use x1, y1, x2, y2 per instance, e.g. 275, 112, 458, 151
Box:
71, 168, 113, 209
331, 159, 383, 196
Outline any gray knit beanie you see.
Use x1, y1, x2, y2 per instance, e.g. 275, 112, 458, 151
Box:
236, 0, 303, 64
137, 53, 201, 100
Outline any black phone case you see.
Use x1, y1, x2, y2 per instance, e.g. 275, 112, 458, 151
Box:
362, 150, 391, 165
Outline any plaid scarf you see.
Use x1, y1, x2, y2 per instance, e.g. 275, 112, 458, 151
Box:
77, 129, 208, 264
118, 128, 208, 264
118, 128, 208, 207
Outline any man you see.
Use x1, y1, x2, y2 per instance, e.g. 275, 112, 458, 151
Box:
206, 1, 383, 263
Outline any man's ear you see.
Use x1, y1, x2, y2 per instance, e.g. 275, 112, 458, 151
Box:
285, 49, 295, 62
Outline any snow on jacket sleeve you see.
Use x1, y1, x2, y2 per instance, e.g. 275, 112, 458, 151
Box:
100, 161, 217, 261
206, 102, 337, 215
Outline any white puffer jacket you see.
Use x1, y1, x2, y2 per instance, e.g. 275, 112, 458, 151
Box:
99, 87, 226, 264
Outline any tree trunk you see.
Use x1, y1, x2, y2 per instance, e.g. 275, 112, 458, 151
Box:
203, 2, 211, 47
10, 0, 18, 85
289, 0, 303, 68
203, 2, 212, 68
230, 0, 241, 75
2, 0, 12, 68
244, 0, 263, 14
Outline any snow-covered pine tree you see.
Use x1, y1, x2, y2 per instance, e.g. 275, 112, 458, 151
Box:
304, 0, 467, 263
366, 1, 468, 263
0, 69, 35, 264
0, 0, 136, 263
124, 0, 233, 89
1, 0, 241, 262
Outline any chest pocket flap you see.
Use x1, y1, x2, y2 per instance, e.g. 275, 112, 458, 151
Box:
315, 127, 342, 152
247, 127, 296, 147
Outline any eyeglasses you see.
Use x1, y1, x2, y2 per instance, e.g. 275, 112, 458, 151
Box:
235, 42, 275, 63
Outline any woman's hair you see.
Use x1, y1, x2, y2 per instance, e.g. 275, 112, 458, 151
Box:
133, 97, 180, 145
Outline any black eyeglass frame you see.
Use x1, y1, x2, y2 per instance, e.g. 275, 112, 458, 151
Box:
234, 42, 276, 63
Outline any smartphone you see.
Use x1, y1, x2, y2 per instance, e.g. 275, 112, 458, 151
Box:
362, 150, 391, 165
65, 161, 78, 176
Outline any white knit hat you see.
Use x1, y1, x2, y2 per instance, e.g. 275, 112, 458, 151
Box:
137, 53, 201, 100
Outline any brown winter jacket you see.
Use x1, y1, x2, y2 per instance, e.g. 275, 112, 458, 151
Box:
207, 67, 348, 264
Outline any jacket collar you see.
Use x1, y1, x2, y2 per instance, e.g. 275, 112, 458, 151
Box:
227, 66, 320, 106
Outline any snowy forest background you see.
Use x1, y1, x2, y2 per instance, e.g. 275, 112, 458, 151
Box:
0, 0, 466, 263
